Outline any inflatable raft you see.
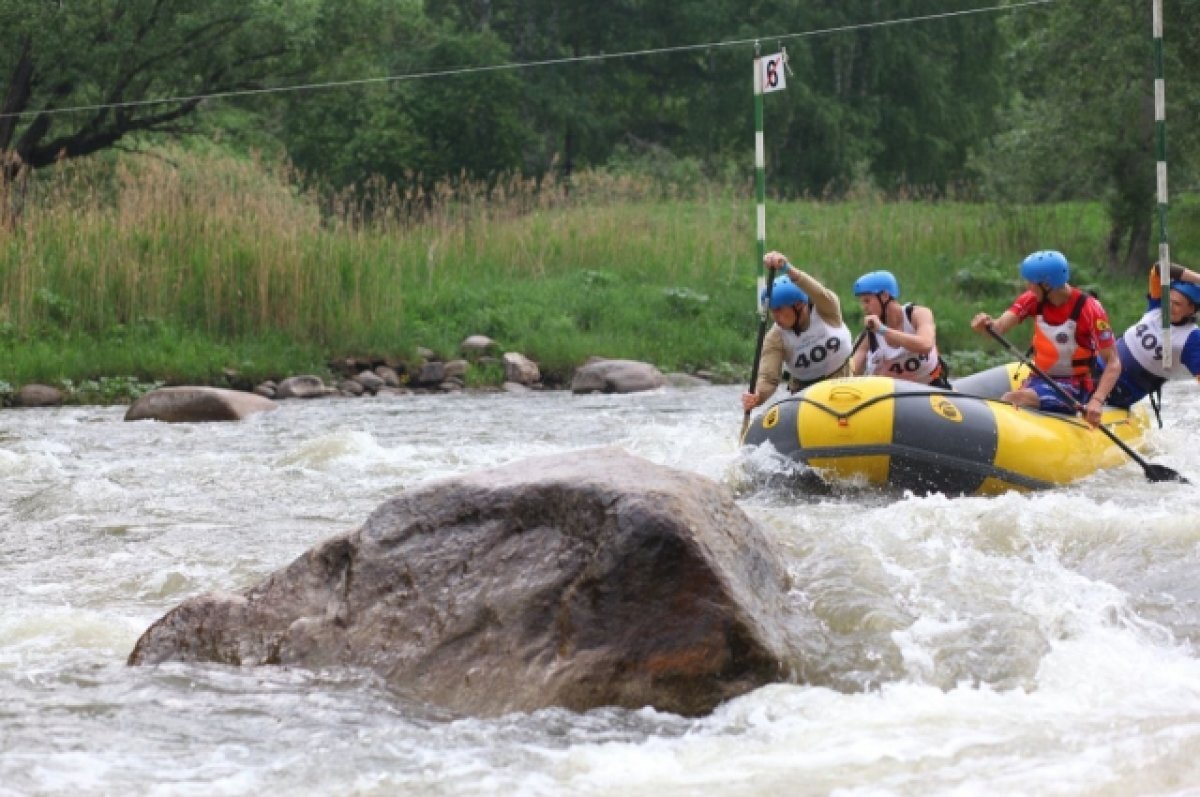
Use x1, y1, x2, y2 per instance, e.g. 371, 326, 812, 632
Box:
741, 365, 1150, 495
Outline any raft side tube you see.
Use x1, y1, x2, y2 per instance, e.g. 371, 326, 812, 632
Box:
742, 376, 1149, 495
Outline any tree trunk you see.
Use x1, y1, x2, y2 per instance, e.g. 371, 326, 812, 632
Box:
1125, 213, 1153, 273
0, 38, 35, 154
0, 166, 29, 228
1, 35, 34, 225
562, 125, 574, 198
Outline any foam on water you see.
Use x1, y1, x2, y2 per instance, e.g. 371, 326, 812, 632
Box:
2, 383, 1200, 795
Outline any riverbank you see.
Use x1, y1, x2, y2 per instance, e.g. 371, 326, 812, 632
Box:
3, 147, 1196, 404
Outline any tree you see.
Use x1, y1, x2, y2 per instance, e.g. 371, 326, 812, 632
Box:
275, 2, 533, 199
0, 0, 325, 186
422, 0, 1009, 196
976, 0, 1200, 274
0, 0, 1042, 212
648, 0, 1006, 196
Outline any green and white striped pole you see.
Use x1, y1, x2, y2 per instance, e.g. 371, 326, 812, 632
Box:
754, 45, 769, 284
742, 42, 772, 441
1153, 0, 1173, 367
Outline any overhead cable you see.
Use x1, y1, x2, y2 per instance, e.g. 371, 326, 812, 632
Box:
0, 0, 1056, 121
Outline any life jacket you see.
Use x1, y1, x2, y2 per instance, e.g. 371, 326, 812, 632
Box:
1032, 290, 1094, 378
865, 303, 946, 385
779, 310, 853, 387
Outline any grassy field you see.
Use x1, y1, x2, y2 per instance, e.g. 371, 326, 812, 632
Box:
2, 147, 1197, 401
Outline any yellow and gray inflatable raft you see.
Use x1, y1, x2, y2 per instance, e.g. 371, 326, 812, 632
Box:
741, 369, 1149, 495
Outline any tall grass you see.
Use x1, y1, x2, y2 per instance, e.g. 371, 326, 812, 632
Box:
2, 146, 1187, 389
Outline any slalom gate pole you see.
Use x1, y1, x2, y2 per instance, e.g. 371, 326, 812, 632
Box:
1153, 0, 1173, 368
742, 41, 772, 442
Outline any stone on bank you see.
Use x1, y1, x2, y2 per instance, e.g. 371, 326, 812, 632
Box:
571, 359, 665, 394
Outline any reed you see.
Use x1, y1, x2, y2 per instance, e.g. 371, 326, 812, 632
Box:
1, 146, 1187, 391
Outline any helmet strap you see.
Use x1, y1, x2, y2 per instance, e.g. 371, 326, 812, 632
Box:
877, 293, 893, 320
790, 302, 810, 334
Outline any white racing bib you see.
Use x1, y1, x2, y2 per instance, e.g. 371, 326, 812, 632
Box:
779, 314, 852, 383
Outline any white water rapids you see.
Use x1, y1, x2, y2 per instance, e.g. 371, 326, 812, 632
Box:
2, 384, 1200, 796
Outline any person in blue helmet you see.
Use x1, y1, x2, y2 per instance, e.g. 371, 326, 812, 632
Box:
849, 269, 951, 388
1098, 261, 1200, 414
970, 250, 1120, 427
741, 251, 853, 412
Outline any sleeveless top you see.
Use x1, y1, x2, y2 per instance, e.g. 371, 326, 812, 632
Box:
1119, 307, 1199, 383
779, 312, 853, 385
865, 304, 942, 384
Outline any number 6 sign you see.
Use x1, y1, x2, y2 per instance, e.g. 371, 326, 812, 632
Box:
761, 52, 787, 93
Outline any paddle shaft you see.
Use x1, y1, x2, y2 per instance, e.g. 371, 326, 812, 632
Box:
742, 278, 774, 439
848, 328, 867, 368
984, 324, 1185, 483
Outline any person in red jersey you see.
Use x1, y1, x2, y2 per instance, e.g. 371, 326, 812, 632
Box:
970, 250, 1120, 427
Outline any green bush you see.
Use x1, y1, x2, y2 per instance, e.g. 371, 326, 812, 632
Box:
464, 362, 506, 388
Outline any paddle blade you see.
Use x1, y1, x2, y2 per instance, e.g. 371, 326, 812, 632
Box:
1144, 463, 1191, 484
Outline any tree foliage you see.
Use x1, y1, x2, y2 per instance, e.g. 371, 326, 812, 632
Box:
276, 2, 531, 195
0, 0, 326, 183
1, 0, 1010, 197
2, 0, 1190, 277
973, 0, 1200, 273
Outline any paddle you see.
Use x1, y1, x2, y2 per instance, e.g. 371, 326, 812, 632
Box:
741, 276, 776, 441
983, 324, 1189, 484
848, 328, 867, 369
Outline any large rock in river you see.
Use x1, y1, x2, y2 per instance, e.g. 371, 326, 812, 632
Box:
128, 448, 794, 716
124, 386, 278, 422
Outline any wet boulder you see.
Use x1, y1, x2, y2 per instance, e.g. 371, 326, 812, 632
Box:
124, 387, 278, 422
373, 366, 401, 387
413, 361, 445, 387
276, 375, 332, 399
461, 335, 497, 358
353, 370, 385, 393
571, 359, 665, 394
13, 384, 64, 407
503, 352, 540, 386
128, 448, 794, 717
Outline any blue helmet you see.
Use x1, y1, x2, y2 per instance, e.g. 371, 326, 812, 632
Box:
1019, 250, 1070, 289
1172, 281, 1200, 310
853, 270, 900, 298
762, 277, 810, 309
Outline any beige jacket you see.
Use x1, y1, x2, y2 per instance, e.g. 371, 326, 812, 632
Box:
754, 269, 849, 403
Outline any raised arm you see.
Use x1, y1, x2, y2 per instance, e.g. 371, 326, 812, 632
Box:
783, 265, 843, 326
764, 250, 843, 325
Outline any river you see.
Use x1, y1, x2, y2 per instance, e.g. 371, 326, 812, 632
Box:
2, 384, 1200, 796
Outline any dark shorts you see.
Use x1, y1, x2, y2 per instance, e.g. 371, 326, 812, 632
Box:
1021, 374, 1088, 414
1106, 379, 1137, 410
